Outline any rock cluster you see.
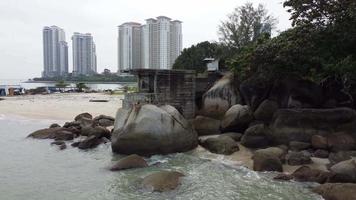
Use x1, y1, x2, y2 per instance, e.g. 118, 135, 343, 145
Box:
28, 112, 113, 150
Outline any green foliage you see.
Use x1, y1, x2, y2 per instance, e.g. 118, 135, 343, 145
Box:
218, 3, 277, 49
173, 41, 224, 73
76, 82, 88, 92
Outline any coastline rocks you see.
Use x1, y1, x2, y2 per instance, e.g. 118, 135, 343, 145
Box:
199, 135, 239, 155
330, 159, 356, 183
311, 135, 328, 149
93, 115, 115, 127
286, 151, 312, 166
313, 183, 356, 200
49, 123, 61, 128
111, 105, 198, 156
269, 108, 356, 144
289, 141, 311, 151
28, 127, 76, 140
313, 149, 329, 158
81, 126, 111, 139
327, 133, 356, 152
252, 147, 285, 172
240, 124, 271, 148
110, 154, 148, 171
78, 135, 102, 149
253, 99, 279, 122
329, 151, 356, 165
192, 116, 221, 135
292, 166, 331, 183
220, 132, 243, 141
201, 73, 239, 119
74, 112, 93, 121
221, 105, 253, 132
142, 171, 184, 192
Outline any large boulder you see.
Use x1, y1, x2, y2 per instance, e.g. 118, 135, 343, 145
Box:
81, 126, 111, 139
313, 183, 356, 200
311, 135, 328, 149
192, 116, 221, 135
240, 124, 271, 148
142, 171, 185, 192
78, 135, 102, 149
199, 135, 239, 155
329, 151, 356, 165
330, 159, 356, 183
286, 151, 312, 166
74, 112, 93, 121
221, 104, 253, 132
269, 77, 324, 109
28, 127, 76, 140
327, 133, 356, 152
111, 105, 198, 156
269, 108, 356, 144
253, 99, 279, 122
93, 115, 115, 127
110, 154, 148, 171
239, 75, 272, 111
291, 166, 332, 183
253, 147, 285, 172
201, 73, 239, 119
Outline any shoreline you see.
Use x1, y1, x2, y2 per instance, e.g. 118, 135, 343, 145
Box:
24, 80, 136, 84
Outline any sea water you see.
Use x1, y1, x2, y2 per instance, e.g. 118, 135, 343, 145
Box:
0, 115, 323, 200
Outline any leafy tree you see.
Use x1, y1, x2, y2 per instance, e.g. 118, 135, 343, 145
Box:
218, 3, 277, 49
76, 82, 89, 92
173, 41, 224, 73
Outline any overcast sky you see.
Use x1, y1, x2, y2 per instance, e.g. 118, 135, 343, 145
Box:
0, 0, 291, 80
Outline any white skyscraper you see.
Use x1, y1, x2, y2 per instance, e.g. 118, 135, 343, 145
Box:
118, 16, 182, 72
42, 26, 68, 77
72, 33, 97, 76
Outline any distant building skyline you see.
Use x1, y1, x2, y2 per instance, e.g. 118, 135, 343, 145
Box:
42, 26, 69, 77
72, 32, 97, 76
118, 16, 183, 72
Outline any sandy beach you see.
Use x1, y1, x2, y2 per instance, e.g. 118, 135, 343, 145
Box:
0, 93, 123, 121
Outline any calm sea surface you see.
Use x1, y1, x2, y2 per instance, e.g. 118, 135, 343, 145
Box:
0, 115, 323, 200
0, 79, 135, 90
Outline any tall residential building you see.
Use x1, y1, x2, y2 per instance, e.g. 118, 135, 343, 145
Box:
117, 22, 142, 71
72, 33, 97, 76
118, 16, 183, 72
42, 26, 68, 77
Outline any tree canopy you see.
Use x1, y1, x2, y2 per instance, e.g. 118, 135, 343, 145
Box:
218, 3, 277, 49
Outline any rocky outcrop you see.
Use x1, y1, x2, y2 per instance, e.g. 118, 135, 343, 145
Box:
93, 115, 115, 127
313, 183, 356, 200
78, 135, 102, 149
192, 116, 221, 135
74, 112, 93, 121
240, 124, 271, 148
253, 99, 279, 122
327, 133, 356, 152
110, 154, 148, 171
269, 108, 356, 144
142, 171, 184, 192
291, 166, 332, 183
330, 159, 356, 183
81, 126, 111, 139
252, 147, 285, 172
221, 104, 253, 132
111, 105, 198, 156
286, 151, 312, 166
201, 73, 239, 119
199, 135, 239, 155
28, 127, 76, 140
311, 135, 328, 149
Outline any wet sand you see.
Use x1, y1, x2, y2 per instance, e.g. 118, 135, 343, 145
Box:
0, 93, 123, 121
